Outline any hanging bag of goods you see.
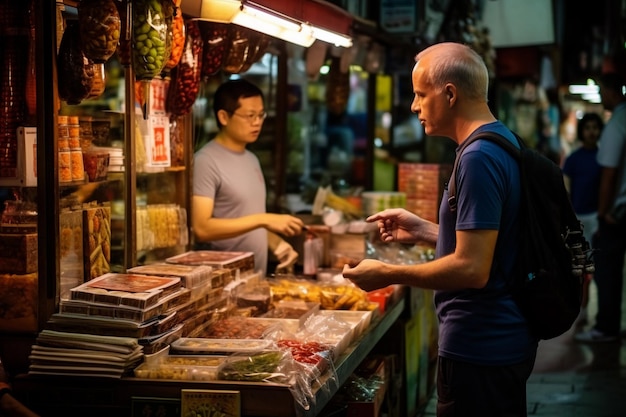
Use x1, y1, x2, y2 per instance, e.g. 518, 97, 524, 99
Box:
198, 21, 229, 80
57, 20, 95, 105
163, 0, 185, 74
77, 0, 121, 64
238, 28, 271, 74
132, 0, 173, 117
166, 19, 203, 116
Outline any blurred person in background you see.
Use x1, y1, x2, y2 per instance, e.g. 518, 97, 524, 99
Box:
575, 73, 626, 343
562, 112, 604, 325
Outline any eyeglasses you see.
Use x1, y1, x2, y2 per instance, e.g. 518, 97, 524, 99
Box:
231, 111, 267, 123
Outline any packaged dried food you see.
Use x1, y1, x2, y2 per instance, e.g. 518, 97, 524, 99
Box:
87, 63, 106, 99
163, 0, 185, 72
57, 21, 95, 105
132, 0, 173, 80
25, 0, 37, 117
82, 205, 112, 280
83, 151, 110, 182
170, 338, 271, 355
59, 149, 72, 183
78, 0, 121, 63
166, 19, 203, 116
239, 29, 271, 73
91, 118, 111, 146
134, 353, 224, 380
70, 149, 85, 182
127, 263, 214, 289
81, 272, 181, 297
114, 0, 132, 66
221, 26, 250, 74
0, 35, 27, 177
198, 21, 229, 79
166, 250, 255, 274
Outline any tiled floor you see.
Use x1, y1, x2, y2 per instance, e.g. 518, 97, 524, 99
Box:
423, 281, 626, 416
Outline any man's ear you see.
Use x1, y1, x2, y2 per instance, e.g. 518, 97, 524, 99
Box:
217, 109, 230, 126
445, 85, 456, 104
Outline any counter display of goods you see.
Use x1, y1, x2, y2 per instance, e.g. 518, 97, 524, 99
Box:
27, 330, 144, 379
71, 272, 182, 303
127, 263, 214, 289
14, 288, 409, 416
268, 276, 379, 312
166, 250, 255, 275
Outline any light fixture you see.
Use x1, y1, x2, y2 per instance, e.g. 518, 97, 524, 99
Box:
182, 0, 352, 48
231, 3, 315, 47
310, 26, 353, 48
582, 93, 602, 103
568, 84, 599, 95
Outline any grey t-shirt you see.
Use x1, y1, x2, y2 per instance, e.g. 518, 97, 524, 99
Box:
193, 140, 268, 274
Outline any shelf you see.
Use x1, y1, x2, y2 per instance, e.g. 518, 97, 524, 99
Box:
12, 290, 406, 417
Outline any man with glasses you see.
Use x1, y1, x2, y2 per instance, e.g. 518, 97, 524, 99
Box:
192, 79, 304, 275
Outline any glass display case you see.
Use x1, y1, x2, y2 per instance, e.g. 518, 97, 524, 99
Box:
0, 0, 193, 375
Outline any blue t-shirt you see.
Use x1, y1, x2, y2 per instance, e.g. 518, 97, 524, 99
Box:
562, 147, 601, 215
434, 121, 537, 366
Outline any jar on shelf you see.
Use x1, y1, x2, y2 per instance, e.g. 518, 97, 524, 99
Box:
58, 115, 70, 149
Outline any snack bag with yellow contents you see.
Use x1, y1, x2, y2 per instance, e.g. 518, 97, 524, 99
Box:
82, 204, 111, 280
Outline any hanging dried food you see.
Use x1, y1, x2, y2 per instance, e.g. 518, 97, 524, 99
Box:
169, 116, 184, 167
25, 0, 37, 117
115, 0, 132, 67
132, 0, 173, 118
0, 38, 27, 178
198, 21, 229, 80
167, 19, 203, 116
132, 0, 173, 80
325, 56, 350, 115
87, 63, 106, 100
239, 28, 271, 73
163, 0, 185, 73
57, 21, 95, 105
78, 0, 121, 63
221, 25, 250, 74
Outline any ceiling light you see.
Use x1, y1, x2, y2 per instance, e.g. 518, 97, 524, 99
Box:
183, 0, 352, 48
232, 4, 315, 47
568, 84, 599, 95
311, 26, 353, 48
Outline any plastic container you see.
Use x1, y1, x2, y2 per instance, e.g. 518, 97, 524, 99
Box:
170, 338, 271, 355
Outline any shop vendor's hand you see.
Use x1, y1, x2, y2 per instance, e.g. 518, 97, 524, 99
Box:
274, 241, 298, 273
266, 214, 304, 237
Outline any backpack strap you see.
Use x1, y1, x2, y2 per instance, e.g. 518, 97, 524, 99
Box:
448, 130, 524, 212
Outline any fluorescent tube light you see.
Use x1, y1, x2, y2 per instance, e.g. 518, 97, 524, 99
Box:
568, 85, 599, 95
232, 4, 315, 47
311, 26, 353, 47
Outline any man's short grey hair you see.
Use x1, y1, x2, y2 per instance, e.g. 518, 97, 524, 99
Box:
415, 42, 489, 101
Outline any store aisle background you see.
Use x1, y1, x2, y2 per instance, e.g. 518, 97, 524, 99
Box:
423, 280, 626, 416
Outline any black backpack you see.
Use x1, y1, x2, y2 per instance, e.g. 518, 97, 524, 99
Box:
448, 130, 594, 340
